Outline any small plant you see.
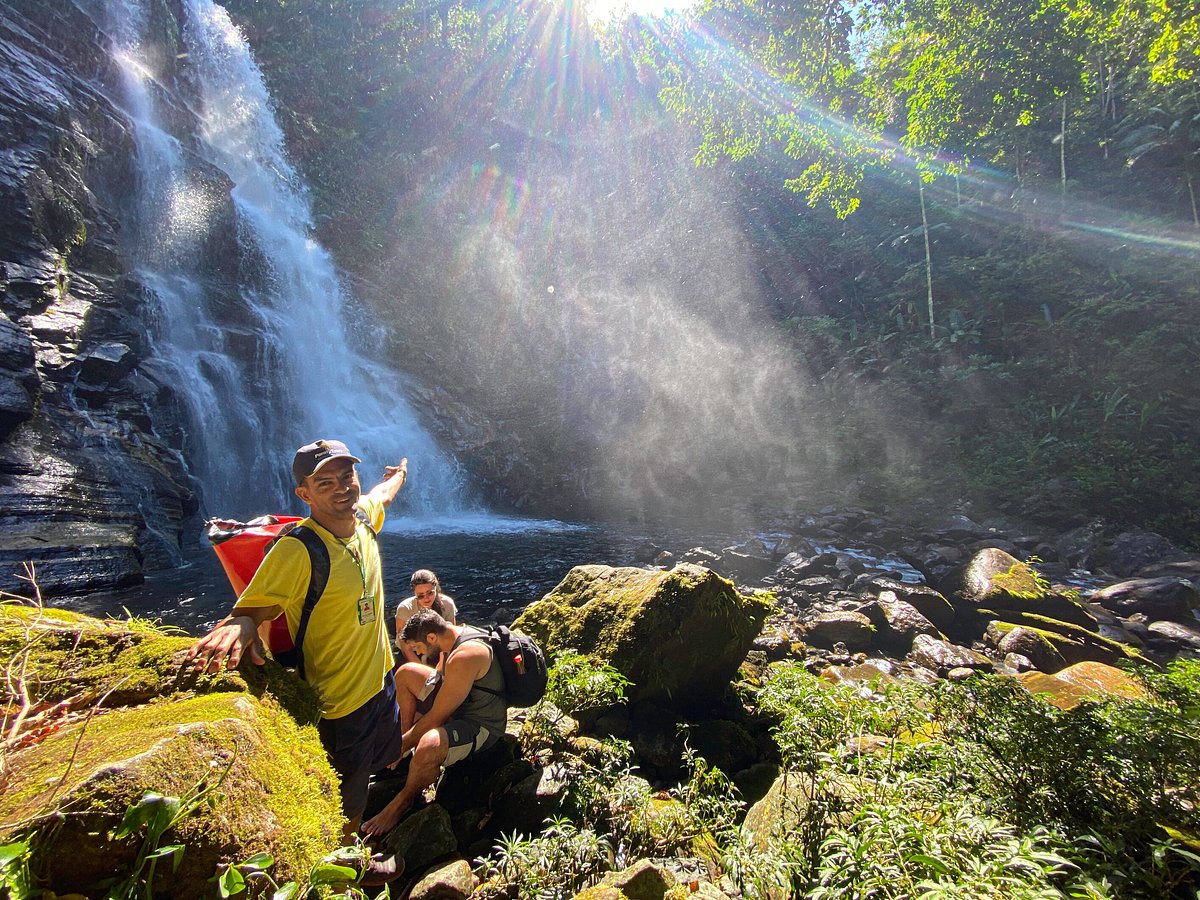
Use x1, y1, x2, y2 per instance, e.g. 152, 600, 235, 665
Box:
218, 845, 382, 899
0, 836, 35, 900
543, 650, 631, 717
486, 816, 613, 899
106, 761, 233, 900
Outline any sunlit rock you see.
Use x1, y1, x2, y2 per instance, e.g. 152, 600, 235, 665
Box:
1091, 577, 1200, 621
1, 684, 340, 896
1016, 660, 1151, 710
947, 547, 1099, 630
908, 634, 992, 676
985, 621, 1067, 673
407, 858, 476, 900
1147, 619, 1200, 650
860, 594, 941, 652
514, 564, 770, 711
979, 611, 1147, 669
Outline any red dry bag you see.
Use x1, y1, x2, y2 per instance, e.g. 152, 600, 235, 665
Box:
206, 515, 304, 663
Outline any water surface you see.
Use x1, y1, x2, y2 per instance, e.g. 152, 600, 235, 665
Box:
65, 518, 737, 636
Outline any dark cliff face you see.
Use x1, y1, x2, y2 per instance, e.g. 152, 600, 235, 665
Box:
0, 0, 242, 595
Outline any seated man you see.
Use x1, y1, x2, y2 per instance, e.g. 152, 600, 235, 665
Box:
360, 608, 507, 836
394, 569, 458, 664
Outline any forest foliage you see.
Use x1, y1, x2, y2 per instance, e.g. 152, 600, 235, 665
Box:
221, 0, 1199, 543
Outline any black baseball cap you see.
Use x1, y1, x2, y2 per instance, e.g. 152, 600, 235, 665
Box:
292, 439, 361, 486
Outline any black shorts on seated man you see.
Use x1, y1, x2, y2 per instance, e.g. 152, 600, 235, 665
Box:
187, 440, 410, 884
360, 607, 508, 837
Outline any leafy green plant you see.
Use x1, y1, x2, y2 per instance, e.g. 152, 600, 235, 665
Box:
106, 764, 232, 900
486, 816, 613, 900
217, 845, 380, 900
543, 650, 631, 717
0, 837, 35, 900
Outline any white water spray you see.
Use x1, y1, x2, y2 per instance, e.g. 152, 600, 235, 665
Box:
106, 0, 474, 521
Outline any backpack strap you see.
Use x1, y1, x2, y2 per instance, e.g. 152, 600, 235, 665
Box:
284, 525, 331, 681
268, 510, 374, 680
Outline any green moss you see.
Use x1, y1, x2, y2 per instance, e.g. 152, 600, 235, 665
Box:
980, 610, 1153, 668
3, 693, 341, 894
0, 604, 320, 722
516, 565, 770, 709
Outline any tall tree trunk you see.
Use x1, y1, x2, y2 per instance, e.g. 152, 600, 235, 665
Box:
920, 180, 935, 338
1060, 94, 1068, 196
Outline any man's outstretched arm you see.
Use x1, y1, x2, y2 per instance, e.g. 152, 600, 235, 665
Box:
365, 457, 408, 508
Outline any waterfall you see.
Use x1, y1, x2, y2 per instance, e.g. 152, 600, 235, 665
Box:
105, 0, 473, 523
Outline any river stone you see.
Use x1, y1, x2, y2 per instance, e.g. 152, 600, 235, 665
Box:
407, 857, 476, 900
908, 634, 992, 675
859, 577, 956, 631
1016, 660, 1150, 710
1147, 619, 1200, 650
947, 548, 1098, 630
1090, 577, 1200, 620
1097, 529, 1182, 577
514, 564, 771, 711
986, 622, 1067, 673
860, 595, 940, 652
800, 610, 875, 652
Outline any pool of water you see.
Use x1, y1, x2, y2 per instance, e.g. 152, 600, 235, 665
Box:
63, 517, 740, 636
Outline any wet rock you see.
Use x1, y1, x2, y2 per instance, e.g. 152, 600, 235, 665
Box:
1147, 620, 1200, 651
859, 595, 939, 652
857, 577, 956, 631
986, 622, 1067, 673
718, 548, 778, 584
1090, 577, 1200, 621
908, 634, 992, 675
0, 310, 37, 433
799, 610, 875, 652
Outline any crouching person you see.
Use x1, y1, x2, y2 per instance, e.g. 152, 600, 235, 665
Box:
361, 608, 507, 836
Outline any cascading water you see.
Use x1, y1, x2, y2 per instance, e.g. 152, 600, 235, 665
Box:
105, 0, 473, 522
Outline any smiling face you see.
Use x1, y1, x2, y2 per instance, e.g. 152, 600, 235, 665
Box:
294, 457, 361, 534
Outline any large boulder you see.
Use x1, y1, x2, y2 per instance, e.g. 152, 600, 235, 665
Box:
980, 613, 1149, 670
1090, 577, 1200, 621
1016, 661, 1151, 711
947, 548, 1099, 631
514, 564, 771, 711
0, 606, 340, 896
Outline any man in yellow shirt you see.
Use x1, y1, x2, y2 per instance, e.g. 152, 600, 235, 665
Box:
188, 439, 408, 883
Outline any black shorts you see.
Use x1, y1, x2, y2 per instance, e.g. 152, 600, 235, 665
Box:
317, 670, 404, 821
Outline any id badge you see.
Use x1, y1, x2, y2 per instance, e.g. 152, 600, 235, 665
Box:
357, 595, 377, 625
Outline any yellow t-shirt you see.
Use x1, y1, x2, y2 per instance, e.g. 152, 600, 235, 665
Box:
234, 496, 391, 720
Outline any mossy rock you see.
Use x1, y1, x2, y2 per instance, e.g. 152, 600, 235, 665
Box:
950, 549, 1099, 631
981, 612, 1152, 669
0, 604, 321, 723
0, 693, 342, 897
514, 564, 771, 711
580, 859, 691, 900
